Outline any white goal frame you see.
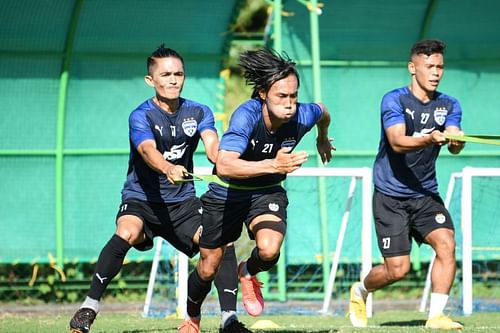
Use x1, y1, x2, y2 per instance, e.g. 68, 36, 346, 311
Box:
144, 167, 373, 318
420, 167, 500, 315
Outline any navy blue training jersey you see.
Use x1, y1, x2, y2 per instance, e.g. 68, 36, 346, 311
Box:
121, 98, 216, 203
373, 87, 462, 198
209, 98, 323, 199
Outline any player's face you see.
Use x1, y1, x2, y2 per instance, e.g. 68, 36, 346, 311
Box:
409, 53, 444, 93
146, 57, 185, 100
261, 74, 298, 123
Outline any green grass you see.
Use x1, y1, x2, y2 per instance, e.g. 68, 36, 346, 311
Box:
1, 311, 499, 333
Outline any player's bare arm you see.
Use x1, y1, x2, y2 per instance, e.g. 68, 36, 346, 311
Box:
216, 147, 308, 179
385, 123, 447, 153
315, 103, 335, 164
200, 129, 219, 164
137, 139, 187, 183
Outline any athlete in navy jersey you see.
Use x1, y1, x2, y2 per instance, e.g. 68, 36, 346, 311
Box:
181, 49, 334, 330
70, 45, 249, 333
373, 87, 462, 197
349, 40, 465, 330
208, 98, 323, 200
122, 97, 215, 203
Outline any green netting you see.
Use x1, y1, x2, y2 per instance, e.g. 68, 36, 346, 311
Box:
0, 0, 73, 52
0, 58, 60, 150
0, 156, 56, 263
1, 0, 499, 266
0, 0, 241, 264
63, 155, 126, 261
73, 0, 236, 55
276, 1, 500, 265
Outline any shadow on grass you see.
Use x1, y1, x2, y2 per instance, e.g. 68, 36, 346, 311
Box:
122, 331, 339, 333
380, 319, 426, 327
254, 330, 338, 333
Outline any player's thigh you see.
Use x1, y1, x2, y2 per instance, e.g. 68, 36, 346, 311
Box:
116, 200, 161, 250
116, 214, 145, 245
247, 192, 288, 238
160, 197, 203, 258
199, 192, 248, 248
373, 191, 412, 257
411, 195, 455, 246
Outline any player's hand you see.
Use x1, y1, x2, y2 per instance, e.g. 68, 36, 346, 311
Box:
444, 129, 465, 154
316, 137, 336, 165
429, 130, 448, 146
273, 147, 308, 174
165, 165, 188, 184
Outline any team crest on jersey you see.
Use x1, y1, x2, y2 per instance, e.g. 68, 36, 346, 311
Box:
433, 107, 448, 126
281, 138, 296, 148
182, 119, 198, 137
435, 213, 446, 224
268, 202, 279, 212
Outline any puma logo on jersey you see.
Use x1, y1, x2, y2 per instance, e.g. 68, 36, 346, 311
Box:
223, 288, 238, 295
405, 108, 415, 120
155, 124, 164, 136
96, 273, 108, 284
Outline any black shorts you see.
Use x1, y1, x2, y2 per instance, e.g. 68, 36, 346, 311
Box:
373, 191, 454, 257
199, 191, 288, 249
115, 197, 202, 258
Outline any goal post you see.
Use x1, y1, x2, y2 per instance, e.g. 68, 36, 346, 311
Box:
287, 167, 373, 316
461, 167, 500, 315
144, 167, 374, 318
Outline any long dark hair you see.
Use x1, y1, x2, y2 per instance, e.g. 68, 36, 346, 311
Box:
239, 48, 300, 99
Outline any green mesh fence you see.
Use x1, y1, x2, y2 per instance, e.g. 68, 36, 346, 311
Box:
0, 0, 241, 264
1, 0, 499, 267
275, 0, 500, 266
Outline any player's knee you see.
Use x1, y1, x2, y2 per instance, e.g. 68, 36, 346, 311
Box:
253, 220, 285, 259
386, 262, 410, 281
252, 247, 280, 271
116, 217, 144, 245
433, 235, 456, 259
257, 247, 280, 262
198, 250, 223, 280
115, 229, 142, 245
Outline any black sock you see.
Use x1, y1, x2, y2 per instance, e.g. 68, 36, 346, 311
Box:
214, 245, 238, 312
246, 247, 279, 276
187, 269, 213, 318
87, 234, 131, 300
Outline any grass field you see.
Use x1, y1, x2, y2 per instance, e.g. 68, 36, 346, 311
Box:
1, 310, 499, 333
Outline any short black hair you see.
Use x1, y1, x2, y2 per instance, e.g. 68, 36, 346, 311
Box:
410, 39, 446, 59
239, 48, 300, 99
147, 44, 184, 74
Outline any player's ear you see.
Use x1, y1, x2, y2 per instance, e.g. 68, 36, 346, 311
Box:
258, 89, 266, 100
408, 61, 416, 75
144, 75, 154, 87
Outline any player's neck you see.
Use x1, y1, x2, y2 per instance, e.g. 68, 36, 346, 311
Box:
153, 95, 179, 114
262, 105, 283, 134
408, 84, 434, 103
